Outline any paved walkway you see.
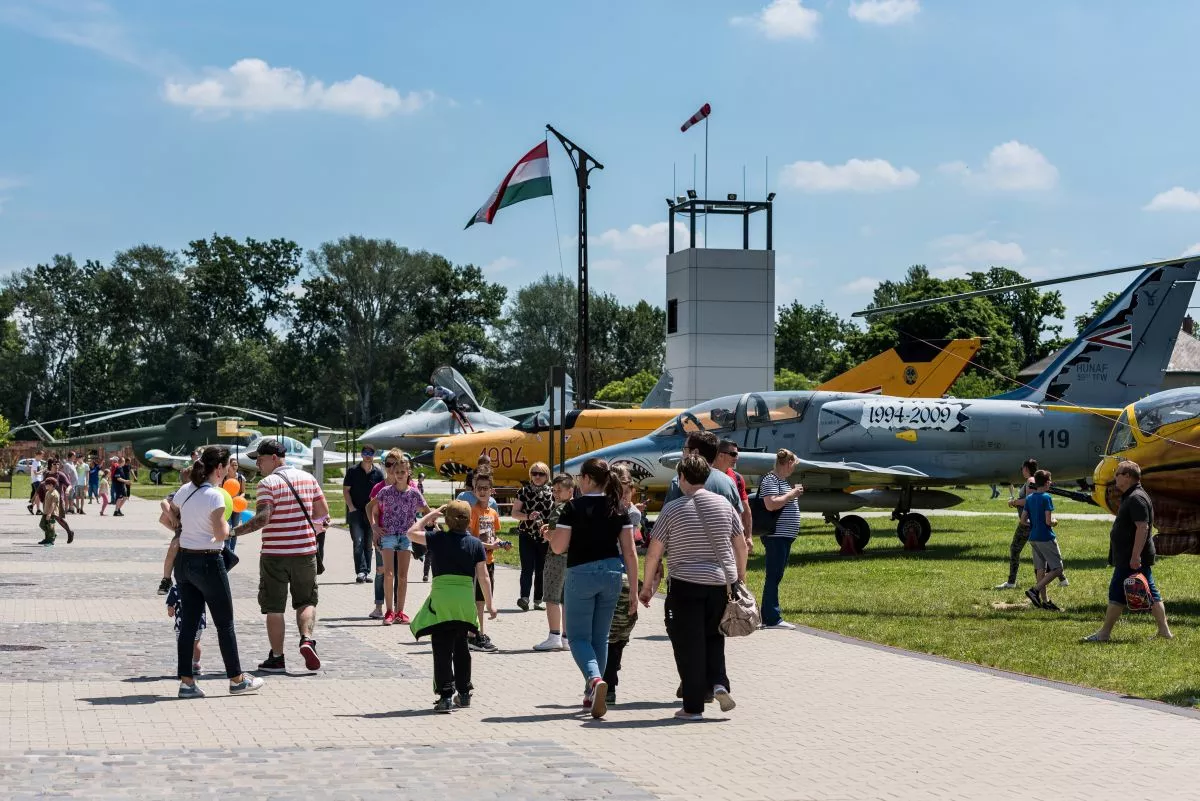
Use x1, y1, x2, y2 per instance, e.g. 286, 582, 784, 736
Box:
1, 497, 1198, 800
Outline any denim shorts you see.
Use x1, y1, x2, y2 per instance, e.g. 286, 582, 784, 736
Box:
380, 533, 412, 552
1108, 564, 1162, 606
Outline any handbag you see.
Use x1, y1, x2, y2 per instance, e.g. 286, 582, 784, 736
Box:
749, 480, 782, 537
694, 496, 761, 637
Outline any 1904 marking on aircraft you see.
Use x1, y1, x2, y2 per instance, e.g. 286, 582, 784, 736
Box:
565, 257, 1200, 550
434, 338, 982, 486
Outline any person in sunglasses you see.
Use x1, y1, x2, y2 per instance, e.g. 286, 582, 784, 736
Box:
714, 439, 754, 555
366, 450, 430, 626
511, 462, 554, 612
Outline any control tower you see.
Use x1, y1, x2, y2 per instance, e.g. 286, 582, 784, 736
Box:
663, 194, 775, 407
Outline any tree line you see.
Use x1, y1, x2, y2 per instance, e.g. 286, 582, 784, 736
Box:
1, 236, 1082, 436
0, 235, 666, 432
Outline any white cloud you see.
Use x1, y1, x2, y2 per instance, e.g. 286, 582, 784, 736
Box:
731, 0, 820, 40
0, 0, 172, 72
484, 256, 518, 274
1144, 187, 1200, 212
939, 141, 1058, 191
591, 259, 625, 273
931, 231, 1026, 267
0, 177, 23, 214
164, 59, 431, 118
779, 158, 919, 192
842, 276, 881, 294
1183, 243, 1200, 258
594, 221, 698, 251
849, 0, 920, 25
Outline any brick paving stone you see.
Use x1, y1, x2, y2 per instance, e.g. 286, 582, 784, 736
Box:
4, 498, 1200, 800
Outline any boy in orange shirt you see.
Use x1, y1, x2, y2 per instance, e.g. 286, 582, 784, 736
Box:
467, 473, 509, 653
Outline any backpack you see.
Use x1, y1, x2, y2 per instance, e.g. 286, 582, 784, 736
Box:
1123, 573, 1153, 612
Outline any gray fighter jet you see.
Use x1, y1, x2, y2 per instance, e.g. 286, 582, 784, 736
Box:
565, 257, 1200, 549
360, 366, 547, 452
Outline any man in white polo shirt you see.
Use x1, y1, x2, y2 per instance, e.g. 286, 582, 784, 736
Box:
232, 439, 330, 674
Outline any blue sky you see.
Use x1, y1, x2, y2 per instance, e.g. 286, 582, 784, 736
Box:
2, 0, 1198, 331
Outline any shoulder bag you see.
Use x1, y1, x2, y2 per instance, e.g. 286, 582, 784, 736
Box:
179, 484, 239, 571
275, 469, 325, 542
694, 496, 760, 637
749, 475, 783, 537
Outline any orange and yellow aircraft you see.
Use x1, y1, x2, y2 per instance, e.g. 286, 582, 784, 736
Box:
1092, 386, 1200, 556
431, 338, 982, 486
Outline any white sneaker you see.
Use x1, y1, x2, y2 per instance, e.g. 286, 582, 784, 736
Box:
994, 581, 1017, 590
1058, 577, 1069, 586
533, 633, 563, 651
368, 608, 384, 620
713, 685, 736, 712
764, 620, 796, 630
229, 675, 264, 695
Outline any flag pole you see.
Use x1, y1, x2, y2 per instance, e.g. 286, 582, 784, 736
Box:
704, 115, 709, 240
546, 124, 603, 407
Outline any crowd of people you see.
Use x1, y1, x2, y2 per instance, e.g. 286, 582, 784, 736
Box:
24, 449, 135, 544
22, 434, 1175, 716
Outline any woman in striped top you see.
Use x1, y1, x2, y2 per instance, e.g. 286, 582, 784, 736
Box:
639, 455, 747, 720
758, 449, 804, 629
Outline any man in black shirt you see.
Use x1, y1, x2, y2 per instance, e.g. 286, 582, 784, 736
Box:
342, 446, 383, 584
1084, 461, 1173, 641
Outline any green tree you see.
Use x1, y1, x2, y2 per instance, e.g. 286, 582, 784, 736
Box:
490, 275, 666, 409
968, 267, 1066, 365
0, 412, 11, 446
775, 301, 854, 380
948, 371, 1005, 398
774, 368, 817, 391
594, 370, 660, 405
1073, 291, 1122, 334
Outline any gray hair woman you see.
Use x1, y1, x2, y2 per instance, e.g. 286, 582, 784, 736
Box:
639, 455, 748, 720
758, 448, 804, 629
512, 461, 553, 611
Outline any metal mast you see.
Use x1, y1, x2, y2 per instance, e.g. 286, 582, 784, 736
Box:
546, 124, 603, 407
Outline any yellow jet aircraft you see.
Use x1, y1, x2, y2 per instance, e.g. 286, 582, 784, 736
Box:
432, 338, 982, 486
1092, 386, 1200, 556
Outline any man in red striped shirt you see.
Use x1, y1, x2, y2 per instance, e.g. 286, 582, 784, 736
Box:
232, 439, 330, 674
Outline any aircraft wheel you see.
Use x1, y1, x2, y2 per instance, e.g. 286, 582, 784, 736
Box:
149, 469, 162, 485
895, 513, 931, 546
834, 514, 871, 551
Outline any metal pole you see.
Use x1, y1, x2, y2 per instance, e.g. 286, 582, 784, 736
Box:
558, 376, 568, 474
704, 116, 709, 242
547, 368, 556, 471
546, 125, 604, 408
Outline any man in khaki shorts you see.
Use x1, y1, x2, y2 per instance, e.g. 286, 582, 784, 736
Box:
232, 439, 330, 673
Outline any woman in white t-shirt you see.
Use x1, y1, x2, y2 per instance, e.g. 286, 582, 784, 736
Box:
167, 446, 263, 699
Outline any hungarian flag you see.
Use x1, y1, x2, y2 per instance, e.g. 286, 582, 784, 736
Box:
465, 141, 553, 228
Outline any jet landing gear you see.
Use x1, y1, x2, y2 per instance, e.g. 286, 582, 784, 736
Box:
828, 513, 871, 554
891, 485, 931, 550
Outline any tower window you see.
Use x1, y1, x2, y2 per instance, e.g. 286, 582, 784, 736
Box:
667, 299, 678, 334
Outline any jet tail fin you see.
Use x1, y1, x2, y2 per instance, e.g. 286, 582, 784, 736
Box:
640, 371, 674, 408
817, 338, 981, 398
996, 258, 1200, 407
535, 374, 575, 424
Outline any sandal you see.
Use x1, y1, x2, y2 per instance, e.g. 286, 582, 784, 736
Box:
1080, 632, 1110, 643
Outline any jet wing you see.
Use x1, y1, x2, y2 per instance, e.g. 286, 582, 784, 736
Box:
659, 451, 939, 487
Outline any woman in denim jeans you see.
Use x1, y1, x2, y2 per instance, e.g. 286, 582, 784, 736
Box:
758, 449, 804, 629
548, 458, 640, 719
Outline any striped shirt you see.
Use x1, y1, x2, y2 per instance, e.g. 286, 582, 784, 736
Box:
257, 467, 324, 557
758, 473, 801, 538
651, 489, 741, 586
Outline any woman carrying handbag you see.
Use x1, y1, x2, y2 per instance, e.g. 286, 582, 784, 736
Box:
639, 455, 749, 721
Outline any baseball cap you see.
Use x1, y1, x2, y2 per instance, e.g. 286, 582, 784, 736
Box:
247, 439, 286, 459
443, 500, 472, 531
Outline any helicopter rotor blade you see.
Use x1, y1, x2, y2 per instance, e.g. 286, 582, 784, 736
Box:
853, 256, 1197, 319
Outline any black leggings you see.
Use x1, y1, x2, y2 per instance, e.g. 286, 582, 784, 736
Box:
175, 551, 242, 679
431, 624, 473, 697
665, 578, 729, 714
